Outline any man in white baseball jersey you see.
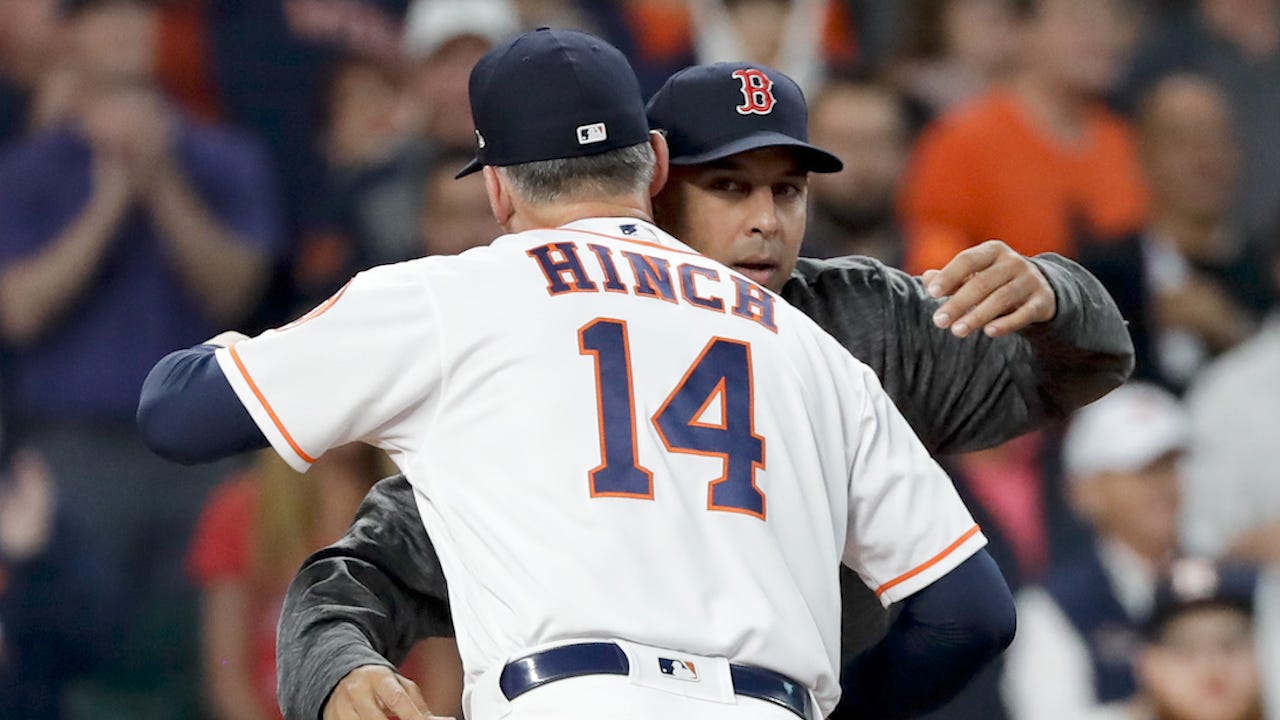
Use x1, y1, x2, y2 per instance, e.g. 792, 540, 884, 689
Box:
139, 28, 1015, 720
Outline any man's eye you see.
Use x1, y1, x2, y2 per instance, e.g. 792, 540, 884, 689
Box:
774, 183, 802, 198
710, 179, 746, 194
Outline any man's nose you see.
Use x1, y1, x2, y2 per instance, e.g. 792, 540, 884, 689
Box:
747, 187, 779, 238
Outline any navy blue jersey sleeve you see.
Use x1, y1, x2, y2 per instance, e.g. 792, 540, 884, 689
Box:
137, 345, 268, 463
832, 550, 1016, 720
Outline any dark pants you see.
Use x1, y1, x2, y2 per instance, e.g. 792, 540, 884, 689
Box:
29, 423, 240, 720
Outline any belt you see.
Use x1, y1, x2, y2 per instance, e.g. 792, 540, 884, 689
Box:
498, 642, 811, 719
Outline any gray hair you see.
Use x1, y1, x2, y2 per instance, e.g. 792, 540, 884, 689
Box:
499, 141, 656, 205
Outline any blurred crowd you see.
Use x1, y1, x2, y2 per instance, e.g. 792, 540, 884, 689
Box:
0, 0, 1277, 719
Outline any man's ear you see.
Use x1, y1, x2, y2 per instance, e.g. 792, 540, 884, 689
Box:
648, 130, 670, 198
483, 166, 514, 229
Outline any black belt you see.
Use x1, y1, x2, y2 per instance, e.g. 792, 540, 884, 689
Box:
498, 642, 811, 719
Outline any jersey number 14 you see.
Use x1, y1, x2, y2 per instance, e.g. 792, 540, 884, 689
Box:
578, 318, 767, 520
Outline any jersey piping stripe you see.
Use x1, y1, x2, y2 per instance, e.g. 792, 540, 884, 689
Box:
552, 227, 702, 257
874, 524, 981, 598
228, 344, 318, 464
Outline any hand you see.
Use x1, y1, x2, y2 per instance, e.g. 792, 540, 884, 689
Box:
1156, 277, 1254, 351
324, 665, 436, 720
204, 330, 249, 348
118, 90, 177, 197
0, 451, 56, 562
922, 240, 1057, 339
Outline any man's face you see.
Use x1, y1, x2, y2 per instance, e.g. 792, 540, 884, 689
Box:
1073, 452, 1182, 560
654, 147, 808, 292
410, 35, 492, 150
421, 165, 501, 256
1022, 0, 1132, 96
1138, 607, 1261, 720
809, 84, 905, 227
1141, 80, 1238, 225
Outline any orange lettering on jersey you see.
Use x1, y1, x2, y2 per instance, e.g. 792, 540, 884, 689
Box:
677, 263, 726, 313
586, 243, 628, 293
621, 251, 679, 304
730, 276, 778, 333
526, 242, 599, 296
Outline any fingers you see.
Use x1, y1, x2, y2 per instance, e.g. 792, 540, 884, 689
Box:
396, 676, 431, 716
927, 241, 1055, 337
374, 672, 429, 720
924, 240, 1003, 298
326, 666, 429, 720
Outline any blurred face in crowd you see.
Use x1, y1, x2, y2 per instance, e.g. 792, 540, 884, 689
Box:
654, 147, 808, 292
66, 0, 157, 91
409, 35, 492, 150
1018, 0, 1133, 96
724, 0, 793, 68
324, 58, 403, 168
423, 161, 501, 255
808, 82, 906, 232
945, 0, 1020, 77
0, 0, 61, 85
1070, 451, 1182, 561
1137, 606, 1262, 720
1140, 76, 1238, 226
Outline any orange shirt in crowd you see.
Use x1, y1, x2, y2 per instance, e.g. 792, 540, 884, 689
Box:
899, 88, 1149, 274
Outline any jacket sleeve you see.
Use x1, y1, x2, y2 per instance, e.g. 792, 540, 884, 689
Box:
276, 474, 453, 720
784, 254, 1133, 455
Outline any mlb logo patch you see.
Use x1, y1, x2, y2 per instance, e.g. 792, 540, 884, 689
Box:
658, 657, 699, 681
619, 223, 638, 235
577, 122, 608, 145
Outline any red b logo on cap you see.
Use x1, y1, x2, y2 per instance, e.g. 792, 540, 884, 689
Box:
732, 69, 776, 115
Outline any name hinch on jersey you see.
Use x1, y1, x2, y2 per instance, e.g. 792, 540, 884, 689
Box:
525, 240, 778, 333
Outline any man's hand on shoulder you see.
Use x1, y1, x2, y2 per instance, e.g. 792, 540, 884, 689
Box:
324, 665, 442, 720
922, 240, 1057, 339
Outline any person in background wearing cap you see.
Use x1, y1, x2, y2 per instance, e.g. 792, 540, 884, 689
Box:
268, 59, 1136, 720
1130, 559, 1264, 720
139, 27, 1018, 720
1002, 382, 1191, 720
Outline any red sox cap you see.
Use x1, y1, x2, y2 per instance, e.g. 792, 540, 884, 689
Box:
456, 28, 652, 178
646, 62, 844, 174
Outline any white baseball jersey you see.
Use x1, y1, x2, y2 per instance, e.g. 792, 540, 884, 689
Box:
214, 217, 985, 717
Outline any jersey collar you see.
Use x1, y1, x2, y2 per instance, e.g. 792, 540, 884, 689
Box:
557, 217, 697, 254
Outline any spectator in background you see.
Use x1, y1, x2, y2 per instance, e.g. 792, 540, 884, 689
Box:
418, 150, 503, 257
802, 74, 909, 265
0, 0, 71, 144
1180, 228, 1280, 565
900, 0, 1148, 275
294, 54, 409, 307
205, 0, 408, 327
586, 0, 698, 97
1121, 0, 1280, 241
401, 0, 519, 154
0, 0, 281, 716
890, 0, 1021, 130
190, 446, 461, 720
1003, 383, 1188, 720
692, 0, 857, 94
1129, 559, 1264, 720
299, 0, 520, 282
1088, 74, 1268, 391
0, 447, 121, 720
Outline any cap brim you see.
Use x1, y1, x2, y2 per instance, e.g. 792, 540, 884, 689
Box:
455, 156, 483, 179
668, 131, 843, 174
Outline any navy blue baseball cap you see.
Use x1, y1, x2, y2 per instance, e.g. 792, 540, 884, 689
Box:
456, 28, 652, 178
646, 62, 843, 174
